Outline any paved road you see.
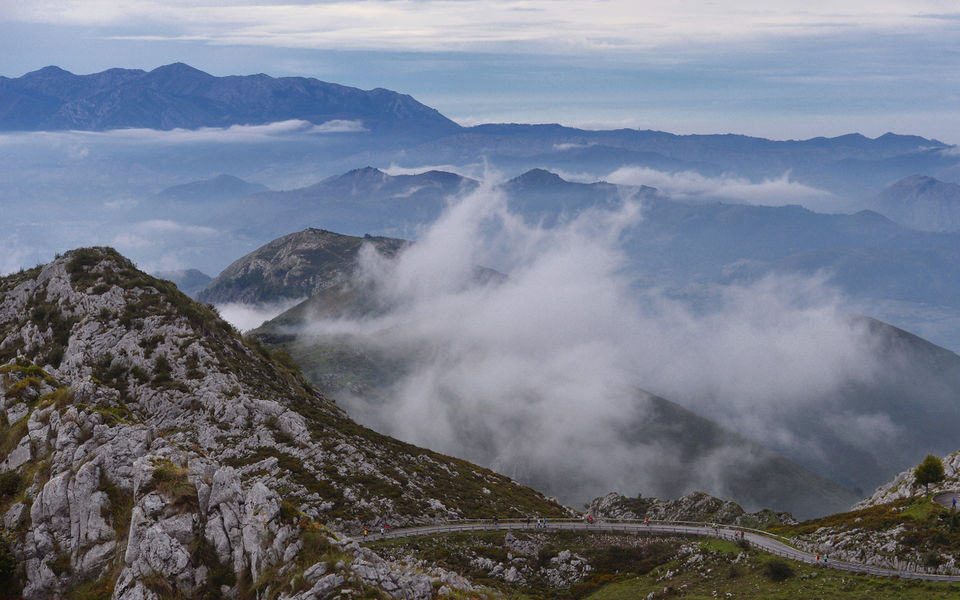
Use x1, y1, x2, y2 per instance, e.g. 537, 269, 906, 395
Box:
365, 519, 960, 582
934, 492, 960, 510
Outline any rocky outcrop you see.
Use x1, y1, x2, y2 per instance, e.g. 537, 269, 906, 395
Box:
587, 492, 796, 528
792, 522, 960, 576
0, 248, 565, 598
198, 228, 408, 304
857, 450, 960, 509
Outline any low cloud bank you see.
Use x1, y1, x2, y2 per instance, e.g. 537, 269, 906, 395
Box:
0, 119, 366, 147
288, 181, 886, 507
607, 166, 835, 209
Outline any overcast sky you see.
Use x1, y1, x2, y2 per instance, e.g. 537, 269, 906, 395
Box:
2, 1, 960, 141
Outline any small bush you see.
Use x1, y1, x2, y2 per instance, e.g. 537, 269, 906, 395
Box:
146, 458, 198, 510
46, 344, 64, 368
763, 558, 794, 582
152, 354, 172, 385
49, 552, 72, 576
0, 472, 21, 498
922, 550, 943, 568
0, 532, 17, 584
280, 499, 300, 523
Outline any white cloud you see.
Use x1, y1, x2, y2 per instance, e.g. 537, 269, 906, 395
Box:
111, 220, 217, 249
607, 167, 835, 208
552, 142, 596, 151
290, 181, 888, 507
3, 1, 955, 53
310, 119, 367, 133
103, 197, 140, 209
0, 119, 366, 146
216, 298, 304, 332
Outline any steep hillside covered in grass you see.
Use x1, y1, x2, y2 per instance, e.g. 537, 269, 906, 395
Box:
0, 247, 565, 599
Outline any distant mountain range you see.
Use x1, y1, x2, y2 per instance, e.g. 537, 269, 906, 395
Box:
2, 62, 956, 199
0, 63, 460, 136
184, 167, 960, 309
157, 174, 269, 203
157, 166, 960, 351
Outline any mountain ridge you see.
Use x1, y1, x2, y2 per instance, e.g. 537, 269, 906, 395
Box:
0, 63, 461, 135
0, 247, 565, 598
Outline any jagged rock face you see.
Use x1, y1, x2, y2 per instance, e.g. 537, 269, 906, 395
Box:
198, 228, 408, 304
0, 248, 564, 599
587, 492, 796, 528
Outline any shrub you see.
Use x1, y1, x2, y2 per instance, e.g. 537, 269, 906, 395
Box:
915, 454, 946, 493
762, 558, 794, 582
152, 354, 172, 385
0, 532, 17, 583
146, 458, 198, 511
0, 472, 21, 498
922, 550, 943, 568
49, 552, 71, 576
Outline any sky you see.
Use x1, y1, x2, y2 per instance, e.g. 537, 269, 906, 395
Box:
2, 1, 960, 141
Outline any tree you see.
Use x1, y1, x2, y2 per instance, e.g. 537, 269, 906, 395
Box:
914, 454, 946, 493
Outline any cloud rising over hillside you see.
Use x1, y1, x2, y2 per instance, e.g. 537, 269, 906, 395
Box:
293, 181, 885, 507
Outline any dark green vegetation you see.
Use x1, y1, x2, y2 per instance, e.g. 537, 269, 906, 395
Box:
915, 455, 946, 493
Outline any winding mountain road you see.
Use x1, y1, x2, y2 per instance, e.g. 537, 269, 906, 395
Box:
366, 519, 960, 582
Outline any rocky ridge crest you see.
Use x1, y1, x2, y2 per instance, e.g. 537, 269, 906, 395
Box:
198, 229, 408, 305
0, 248, 564, 599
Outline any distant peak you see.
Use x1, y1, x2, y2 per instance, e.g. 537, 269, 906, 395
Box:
886, 174, 951, 192
149, 62, 209, 76
899, 174, 938, 184
511, 168, 567, 186
343, 166, 387, 178
22, 65, 73, 78
210, 174, 247, 183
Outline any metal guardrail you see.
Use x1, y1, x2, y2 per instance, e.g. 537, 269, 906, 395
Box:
360, 518, 960, 582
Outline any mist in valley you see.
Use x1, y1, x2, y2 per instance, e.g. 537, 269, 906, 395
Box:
278, 179, 907, 513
